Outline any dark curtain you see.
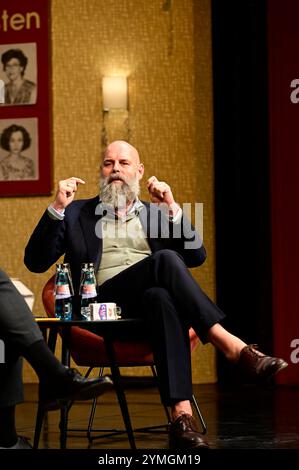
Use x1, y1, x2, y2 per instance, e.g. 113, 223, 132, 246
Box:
211, 0, 272, 384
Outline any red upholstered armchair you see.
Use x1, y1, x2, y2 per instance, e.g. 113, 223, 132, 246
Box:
41, 275, 206, 444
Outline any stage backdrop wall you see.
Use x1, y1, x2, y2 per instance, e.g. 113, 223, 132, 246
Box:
0, 0, 217, 384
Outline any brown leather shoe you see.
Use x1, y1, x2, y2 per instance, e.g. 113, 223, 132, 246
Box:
169, 414, 209, 449
238, 344, 288, 383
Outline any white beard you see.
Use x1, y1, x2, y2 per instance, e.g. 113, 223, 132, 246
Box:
99, 174, 140, 210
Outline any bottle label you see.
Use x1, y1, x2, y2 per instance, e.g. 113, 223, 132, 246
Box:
56, 284, 71, 296
82, 284, 96, 294
81, 284, 97, 298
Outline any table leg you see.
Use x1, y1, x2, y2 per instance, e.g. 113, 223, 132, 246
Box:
34, 324, 58, 449
48, 327, 58, 353
103, 335, 136, 450
59, 327, 71, 449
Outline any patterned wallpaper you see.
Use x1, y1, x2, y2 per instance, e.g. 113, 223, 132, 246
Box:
1, 0, 216, 383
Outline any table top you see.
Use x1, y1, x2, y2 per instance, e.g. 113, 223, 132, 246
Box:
35, 317, 141, 325
34, 317, 144, 336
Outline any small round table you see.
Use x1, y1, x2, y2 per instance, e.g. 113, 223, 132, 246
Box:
35, 317, 145, 449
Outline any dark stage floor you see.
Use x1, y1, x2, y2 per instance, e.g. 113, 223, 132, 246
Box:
16, 382, 299, 450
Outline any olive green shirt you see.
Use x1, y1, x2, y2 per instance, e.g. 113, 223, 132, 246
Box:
96, 203, 151, 286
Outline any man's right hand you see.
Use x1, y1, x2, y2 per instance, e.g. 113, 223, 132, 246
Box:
52, 177, 85, 212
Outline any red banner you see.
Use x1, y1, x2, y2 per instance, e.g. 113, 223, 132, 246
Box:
268, 0, 299, 385
0, 0, 51, 196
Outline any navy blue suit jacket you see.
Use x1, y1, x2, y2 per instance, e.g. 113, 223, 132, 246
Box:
24, 196, 206, 295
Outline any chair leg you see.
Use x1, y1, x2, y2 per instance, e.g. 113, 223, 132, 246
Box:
87, 396, 98, 441
68, 366, 126, 440
61, 366, 96, 439
34, 404, 45, 449
192, 393, 207, 434
84, 366, 94, 379
87, 367, 104, 441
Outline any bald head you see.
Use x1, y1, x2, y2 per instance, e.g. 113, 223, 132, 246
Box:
102, 140, 140, 165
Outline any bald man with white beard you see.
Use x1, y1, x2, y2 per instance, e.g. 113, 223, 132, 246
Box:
25, 140, 288, 449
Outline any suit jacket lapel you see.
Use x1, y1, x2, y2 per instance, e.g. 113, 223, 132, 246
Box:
139, 201, 161, 253
138, 202, 149, 236
78, 197, 103, 271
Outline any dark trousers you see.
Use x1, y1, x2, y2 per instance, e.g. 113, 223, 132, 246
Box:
0, 269, 42, 407
99, 249, 225, 405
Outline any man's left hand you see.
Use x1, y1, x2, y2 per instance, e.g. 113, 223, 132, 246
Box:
147, 176, 175, 205
146, 176, 180, 217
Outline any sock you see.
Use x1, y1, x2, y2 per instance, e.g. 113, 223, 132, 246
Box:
22, 339, 67, 381
0, 406, 18, 447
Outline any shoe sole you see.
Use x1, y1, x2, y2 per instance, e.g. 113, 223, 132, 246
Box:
41, 379, 113, 411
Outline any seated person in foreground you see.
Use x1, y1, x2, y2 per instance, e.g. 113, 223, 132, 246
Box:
0, 268, 113, 449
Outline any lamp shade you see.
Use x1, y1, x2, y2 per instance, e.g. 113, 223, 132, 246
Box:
102, 76, 127, 111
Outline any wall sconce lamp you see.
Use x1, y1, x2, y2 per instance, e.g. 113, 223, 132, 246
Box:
102, 76, 128, 111
101, 76, 130, 148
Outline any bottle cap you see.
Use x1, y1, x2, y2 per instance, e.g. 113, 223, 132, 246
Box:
81, 262, 95, 270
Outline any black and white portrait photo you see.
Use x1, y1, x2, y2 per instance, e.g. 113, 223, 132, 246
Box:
0, 118, 38, 181
0, 43, 37, 106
